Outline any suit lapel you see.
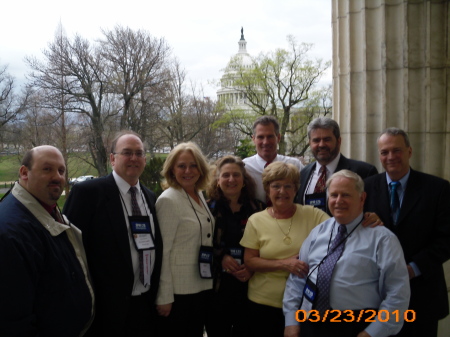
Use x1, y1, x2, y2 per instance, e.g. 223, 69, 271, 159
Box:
335, 154, 349, 171
397, 169, 421, 226
298, 163, 315, 201
373, 174, 395, 229
105, 174, 133, 272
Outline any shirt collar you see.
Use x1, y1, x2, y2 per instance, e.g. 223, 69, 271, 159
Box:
314, 153, 341, 176
256, 153, 279, 166
385, 168, 410, 190
112, 170, 141, 195
336, 212, 364, 233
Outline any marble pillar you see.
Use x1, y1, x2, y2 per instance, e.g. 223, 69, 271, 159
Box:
332, 0, 450, 181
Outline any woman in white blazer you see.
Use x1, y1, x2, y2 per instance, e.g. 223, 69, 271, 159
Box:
155, 142, 214, 337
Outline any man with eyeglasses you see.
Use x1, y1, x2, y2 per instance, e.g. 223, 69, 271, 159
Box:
64, 130, 163, 337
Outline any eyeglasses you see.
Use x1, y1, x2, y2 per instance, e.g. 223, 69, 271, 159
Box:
113, 150, 146, 158
270, 183, 295, 191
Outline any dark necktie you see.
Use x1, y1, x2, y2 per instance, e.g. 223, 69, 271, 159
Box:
315, 224, 347, 312
389, 181, 401, 224
314, 165, 327, 194
129, 186, 145, 285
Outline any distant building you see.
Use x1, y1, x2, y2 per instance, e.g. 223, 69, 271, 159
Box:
217, 28, 264, 111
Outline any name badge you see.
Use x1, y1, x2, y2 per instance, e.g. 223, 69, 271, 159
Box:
229, 247, 244, 265
198, 245, 214, 279
129, 216, 155, 251
305, 192, 327, 212
300, 278, 318, 313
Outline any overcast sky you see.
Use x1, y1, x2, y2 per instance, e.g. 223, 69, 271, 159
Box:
1, 0, 332, 97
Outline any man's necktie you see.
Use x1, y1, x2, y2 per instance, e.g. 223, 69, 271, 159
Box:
315, 224, 347, 312
129, 186, 145, 285
314, 165, 327, 194
389, 181, 401, 224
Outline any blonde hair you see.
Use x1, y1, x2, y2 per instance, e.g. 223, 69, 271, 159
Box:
261, 161, 300, 194
161, 142, 210, 191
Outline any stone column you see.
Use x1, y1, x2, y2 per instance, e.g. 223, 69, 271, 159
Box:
332, 0, 450, 181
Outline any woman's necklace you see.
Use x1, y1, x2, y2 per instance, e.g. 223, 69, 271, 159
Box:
271, 207, 294, 245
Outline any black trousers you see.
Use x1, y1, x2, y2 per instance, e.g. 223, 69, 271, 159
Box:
156, 290, 213, 337
246, 300, 284, 337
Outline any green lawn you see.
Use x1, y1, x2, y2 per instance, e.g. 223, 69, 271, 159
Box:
0, 153, 98, 182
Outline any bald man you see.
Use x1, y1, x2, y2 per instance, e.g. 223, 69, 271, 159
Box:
0, 146, 94, 336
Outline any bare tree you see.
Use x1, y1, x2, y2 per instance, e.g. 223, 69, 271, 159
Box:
26, 32, 116, 176
0, 64, 30, 128
223, 36, 331, 155
100, 25, 172, 137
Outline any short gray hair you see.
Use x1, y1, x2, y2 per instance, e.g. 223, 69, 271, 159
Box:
326, 169, 364, 194
307, 117, 340, 140
378, 127, 410, 147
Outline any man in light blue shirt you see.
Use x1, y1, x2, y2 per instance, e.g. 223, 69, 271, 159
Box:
283, 170, 410, 337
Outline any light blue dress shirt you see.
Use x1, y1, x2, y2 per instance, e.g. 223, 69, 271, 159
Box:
283, 214, 410, 337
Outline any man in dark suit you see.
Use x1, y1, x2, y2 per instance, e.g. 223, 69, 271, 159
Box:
364, 127, 450, 337
296, 117, 378, 214
64, 131, 163, 337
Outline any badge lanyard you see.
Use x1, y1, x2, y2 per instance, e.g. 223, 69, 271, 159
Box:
186, 190, 215, 279
304, 170, 328, 213
298, 219, 362, 312
119, 188, 155, 286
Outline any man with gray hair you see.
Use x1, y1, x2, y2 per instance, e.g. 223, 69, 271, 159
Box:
283, 170, 410, 337
243, 115, 304, 202
364, 127, 450, 337
296, 117, 377, 214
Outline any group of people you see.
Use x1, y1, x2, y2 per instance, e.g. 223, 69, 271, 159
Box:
0, 115, 448, 337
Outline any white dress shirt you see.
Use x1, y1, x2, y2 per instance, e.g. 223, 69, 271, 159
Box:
113, 170, 155, 295
243, 153, 304, 202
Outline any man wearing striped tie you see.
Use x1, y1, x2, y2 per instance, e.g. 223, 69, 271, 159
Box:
283, 170, 410, 337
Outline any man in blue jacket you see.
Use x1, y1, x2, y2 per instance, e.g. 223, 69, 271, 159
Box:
0, 145, 94, 336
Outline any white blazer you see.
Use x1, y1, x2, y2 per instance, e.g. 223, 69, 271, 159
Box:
155, 187, 214, 305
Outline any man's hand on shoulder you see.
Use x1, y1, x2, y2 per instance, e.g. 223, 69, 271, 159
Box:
357, 330, 372, 337
284, 325, 300, 337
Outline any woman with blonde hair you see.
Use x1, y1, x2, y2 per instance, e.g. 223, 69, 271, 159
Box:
240, 161, 330, 337
206, 155, 265, 337
155, 142, 214, 337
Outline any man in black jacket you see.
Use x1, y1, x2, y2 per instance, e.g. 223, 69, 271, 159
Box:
64, 131, 163, 337
364, 127, 450, 337
296, 117, 378, 214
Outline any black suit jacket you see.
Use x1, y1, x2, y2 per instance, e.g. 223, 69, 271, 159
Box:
364, 169, 450, 320
295, 154, 378, 210
63, 174, 163, 335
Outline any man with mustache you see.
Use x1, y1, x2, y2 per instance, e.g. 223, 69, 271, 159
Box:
0, 145, 94, 336
295, 117, 378, 214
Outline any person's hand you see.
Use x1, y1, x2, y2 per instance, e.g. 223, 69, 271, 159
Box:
284, 325, 300, 337
156, 303, 172, 317
222, 254, 241, 274
362, 212, 383, 227
232, 264, 253, 282
407, 264, 416, 279
281, 255, 309, 278
356, 330, 372, 337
